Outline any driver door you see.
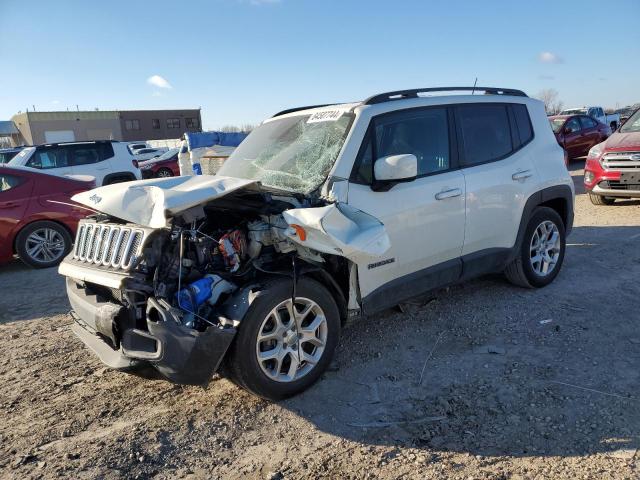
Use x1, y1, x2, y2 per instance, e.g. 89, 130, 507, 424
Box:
346, 106, 465, 311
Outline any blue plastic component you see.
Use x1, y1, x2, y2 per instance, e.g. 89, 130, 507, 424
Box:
184, 131, 248, 150
176, 277, 214, 311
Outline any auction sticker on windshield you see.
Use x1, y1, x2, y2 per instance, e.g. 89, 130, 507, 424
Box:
307, 109, 344, 123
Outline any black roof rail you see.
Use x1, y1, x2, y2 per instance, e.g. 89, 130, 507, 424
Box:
36, 139, 117, 148
363, 87, 528, 105
272, 104, 339, 118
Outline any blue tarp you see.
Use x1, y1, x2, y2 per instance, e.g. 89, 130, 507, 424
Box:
185, 131, 248, 151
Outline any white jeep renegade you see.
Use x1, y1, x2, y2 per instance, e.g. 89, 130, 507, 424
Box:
59, 87, 574, 400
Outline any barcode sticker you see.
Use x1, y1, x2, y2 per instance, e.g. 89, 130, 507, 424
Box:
307, 110, 344, 123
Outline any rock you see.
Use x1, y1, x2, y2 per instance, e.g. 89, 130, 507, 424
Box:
267, 471, 284, 480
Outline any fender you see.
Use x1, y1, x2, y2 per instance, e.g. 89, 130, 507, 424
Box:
509, 184, 574, 263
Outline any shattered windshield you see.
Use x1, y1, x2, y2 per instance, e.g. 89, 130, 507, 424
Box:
217, 112, 353, 194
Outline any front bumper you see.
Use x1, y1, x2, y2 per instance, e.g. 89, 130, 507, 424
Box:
592, 182, 640, 198
66, 278, 236, 386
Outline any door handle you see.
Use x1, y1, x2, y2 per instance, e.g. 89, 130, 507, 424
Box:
1, 201, 19, 208
435, 188, 462, 200
512, 170, 533, 181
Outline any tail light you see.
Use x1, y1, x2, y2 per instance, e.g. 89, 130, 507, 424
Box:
132, 159, 139, 168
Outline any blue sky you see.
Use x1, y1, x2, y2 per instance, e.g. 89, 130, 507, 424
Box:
0, 0, 638, 129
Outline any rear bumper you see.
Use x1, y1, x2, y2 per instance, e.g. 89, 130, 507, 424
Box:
66, 278, 236, 386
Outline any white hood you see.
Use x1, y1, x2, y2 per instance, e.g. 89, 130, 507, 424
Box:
72, 175, 258, 228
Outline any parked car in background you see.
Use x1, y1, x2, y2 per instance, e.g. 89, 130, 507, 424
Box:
0, 147, 25, 164
8, 140, 140, 186
584, 107, 640, 205
616, 105, 639, 126
549, 114, 611, 160
138, 148, 179, 178
133, 147, 169, 162
59, 86, 574, 400
127, 142, 149, 155
0, 165, 94, 267
559, 106, 620, 131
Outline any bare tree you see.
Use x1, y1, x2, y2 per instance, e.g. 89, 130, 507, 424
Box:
535, 89, 563, 114
219, 124, 255, 133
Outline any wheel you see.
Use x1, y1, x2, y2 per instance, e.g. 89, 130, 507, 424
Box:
156, 168, 174, 178
504, 207, 566, 288
226, 277, 340, 400
15, 221, 72, 268
589, 193, 615, 205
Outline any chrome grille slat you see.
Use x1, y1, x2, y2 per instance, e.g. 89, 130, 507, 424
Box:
71, 221, 148, 272
602, 151, 640, 171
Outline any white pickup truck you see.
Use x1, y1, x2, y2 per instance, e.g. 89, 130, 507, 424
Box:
560, 106, 620, 131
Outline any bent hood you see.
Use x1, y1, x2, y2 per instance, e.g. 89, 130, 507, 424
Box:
72, 175, 259, 228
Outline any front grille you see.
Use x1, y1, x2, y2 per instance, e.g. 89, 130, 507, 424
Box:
599, 180, 640, 191
73, 221, 147, 271
601, 151, 640, 170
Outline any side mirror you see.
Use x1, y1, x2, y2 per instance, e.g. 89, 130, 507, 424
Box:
373, 154, 417, 183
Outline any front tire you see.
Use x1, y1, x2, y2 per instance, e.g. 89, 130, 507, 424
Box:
505, 207, 566, 288
156, 168, 174, 178
16, 221, 72, 268
226, 278, 340, 400
589, 193, 615, 205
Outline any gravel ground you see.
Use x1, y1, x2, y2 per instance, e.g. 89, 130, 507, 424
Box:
1, 163, 639, 479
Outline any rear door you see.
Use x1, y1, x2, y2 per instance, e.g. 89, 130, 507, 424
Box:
578, 116, 601, 154
347, 106, 466, 306
456, 102, 538, 267
69, 143, 113, 184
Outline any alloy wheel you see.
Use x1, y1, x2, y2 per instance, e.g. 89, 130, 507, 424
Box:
25, 228, 66, 264
255, 297, 328, 383
529, 220, 561, 276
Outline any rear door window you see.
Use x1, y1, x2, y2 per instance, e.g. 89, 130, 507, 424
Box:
70, 145, 101, 166
456, 104, 513, 166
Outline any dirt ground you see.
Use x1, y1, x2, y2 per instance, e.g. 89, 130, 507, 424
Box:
1, 163, 639, 480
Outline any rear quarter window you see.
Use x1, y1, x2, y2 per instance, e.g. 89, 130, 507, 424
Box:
512, 104, 534, 146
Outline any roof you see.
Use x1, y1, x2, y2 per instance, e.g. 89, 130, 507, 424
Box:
0, 121, 18, 135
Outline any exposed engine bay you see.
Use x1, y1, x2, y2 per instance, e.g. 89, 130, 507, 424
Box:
60, 180, 380, 386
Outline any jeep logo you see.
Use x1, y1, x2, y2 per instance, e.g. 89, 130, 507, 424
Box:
89, 194, 102, 204
630, 154, 640, 161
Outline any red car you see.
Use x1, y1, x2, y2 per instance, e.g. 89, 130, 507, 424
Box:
584, 108, 640, 205
0, 165, 94, 268
549, 114, 611, 160
138, 148, 180, 178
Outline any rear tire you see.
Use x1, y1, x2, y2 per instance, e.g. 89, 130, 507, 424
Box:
589, 193, 615, 205
226, 277, 340, 400
505, 207, 566, 288
16, 221, 72, 268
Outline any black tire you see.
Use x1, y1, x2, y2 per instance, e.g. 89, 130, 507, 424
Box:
589, 193, 615, 206
15, 221, 73, 268
504, 207, 566, 289
156, 168, 174, 178
226, 277, 340, 400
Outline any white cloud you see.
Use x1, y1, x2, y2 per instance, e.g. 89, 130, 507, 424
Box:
147, 75, 172, 89
538, 52, 563, 64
